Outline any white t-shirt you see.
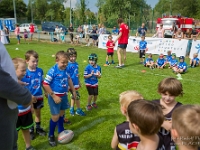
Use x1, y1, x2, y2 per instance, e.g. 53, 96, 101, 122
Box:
83, 25, 88, 34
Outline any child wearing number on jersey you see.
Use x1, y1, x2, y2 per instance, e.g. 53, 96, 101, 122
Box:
152, 77, 183, 150
111, 90, 142, 150
84, 53, 101, 111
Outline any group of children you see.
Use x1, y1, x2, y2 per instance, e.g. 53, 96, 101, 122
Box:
111, 77, 200, 150
12, 49, 101, 149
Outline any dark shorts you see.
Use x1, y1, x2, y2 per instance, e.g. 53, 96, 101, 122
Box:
86, 86, 98, 96
70, 33, 73, 40
139, 50, 145, 58
118, 44, 127, 49
107, 52, 114, 56
33, 99, 44, 109
69, 90, 80, 100
16, 111, 34, 131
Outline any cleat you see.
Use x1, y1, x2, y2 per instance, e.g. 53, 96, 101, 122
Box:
76, 108, 86, 116
91, 103, 98, 108
69, 107, 75, 116
86, 105, 92, 111
48, 135, 57, 147
36, 127, 46, 136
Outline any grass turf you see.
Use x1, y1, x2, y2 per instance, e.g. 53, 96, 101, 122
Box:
5, 39, 200, 150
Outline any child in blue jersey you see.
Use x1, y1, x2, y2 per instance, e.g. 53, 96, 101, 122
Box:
12, 58, 37, 150
139, 36, 147, 63
111, 91, 142, 150
43, 51, 76, 147
189, 53, 199, 68
84, 53, 101, 111
165, 50, 172, 66
22, 50, 46, 140
144, 53, 155, 69
173, 56, 187, 74
169, 53, 178, 69
155, 53, 166, 69
66, 48, 86, 116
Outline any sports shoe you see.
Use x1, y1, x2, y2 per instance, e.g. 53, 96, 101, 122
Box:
86, 105, 92, 111
111, 61, 115, 64
115, 65, 122, 68
29, 130, 35, 140
36, 127, 46, 136
70, 107, 75, 116
48, 135, 56, 147
64, 118, 71, 125
76, 108, 86, 116
91, 103, 98, 108
121, 64, 125, 67
25, 146, 35, 150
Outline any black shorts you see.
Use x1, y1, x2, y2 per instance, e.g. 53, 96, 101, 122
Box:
107, 52, 114, 56
118, 44, 127, 49
33, 99, 44, 109
70, 33, 73, 40
69, 90, 80, 100
86, 86, 98, 96
139, 50, 145, 58
16, 111, 34, 131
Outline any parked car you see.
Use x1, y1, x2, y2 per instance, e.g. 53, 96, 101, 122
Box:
41, 22, 68, 34
19, 23, 38, 33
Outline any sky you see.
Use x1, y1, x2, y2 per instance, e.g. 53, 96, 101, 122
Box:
24, 0, 159, 12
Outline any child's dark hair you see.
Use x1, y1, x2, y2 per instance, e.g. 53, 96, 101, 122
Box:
158, 77, 183, 96
66, 48, 77, 58
25, 50, 39, 61
128, 99, 164, 135
55, 50, 68, 60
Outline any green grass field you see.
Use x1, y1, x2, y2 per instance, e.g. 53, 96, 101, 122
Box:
5, 39, 200, 150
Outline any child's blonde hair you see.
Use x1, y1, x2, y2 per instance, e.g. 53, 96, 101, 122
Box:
172, 105, 200, 148
12, 57, 26, 70
119, 90, 143, 109
193, 53, 198, 58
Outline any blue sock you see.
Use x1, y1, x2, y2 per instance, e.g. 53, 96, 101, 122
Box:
49, 119, 57, 137
58, 116, 64, 134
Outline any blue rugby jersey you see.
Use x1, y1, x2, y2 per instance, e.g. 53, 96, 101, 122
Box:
84, 64, 101, 87
144, 58, 154, 65
177, 62, 187, 71
139, 40, 147, 50
192, 57, 199, 65
22, 67, 44, 100
166, 55, 172, 62
67, 61, 79, 89
169, 59, 178, 67
156, 58, 166, 66
43, 64, 70, 96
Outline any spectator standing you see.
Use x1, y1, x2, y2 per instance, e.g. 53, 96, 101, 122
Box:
112, 26, 119, 35
4, 25, 10, 43
136, 23, 147, 37
154, 24, 165, 38
29, 23, 35, 41
68, 23, 74, 44
54, 25, 61, 42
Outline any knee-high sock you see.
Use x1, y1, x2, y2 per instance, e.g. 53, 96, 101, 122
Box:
58, 116, 64, 134
49, 119, 57, 137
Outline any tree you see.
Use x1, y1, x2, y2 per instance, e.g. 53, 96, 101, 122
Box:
0, 0, 27, 18
80, 0, 86, 24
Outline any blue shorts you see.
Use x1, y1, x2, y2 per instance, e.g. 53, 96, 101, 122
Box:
48, 95, 70, 115
16, 35, 20, 40
118, 44, 127, 49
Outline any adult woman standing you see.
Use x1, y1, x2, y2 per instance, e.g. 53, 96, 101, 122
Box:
154, 24, 165, 38
175, 28, 183, 40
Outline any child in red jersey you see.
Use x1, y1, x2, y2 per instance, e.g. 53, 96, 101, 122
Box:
104, 34, 115, 66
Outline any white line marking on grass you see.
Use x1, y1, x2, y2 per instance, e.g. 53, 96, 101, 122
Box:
123, 67, 200, 83
74, 117, 106, 134
65, 117, 105, 150
65, 143, 85, 150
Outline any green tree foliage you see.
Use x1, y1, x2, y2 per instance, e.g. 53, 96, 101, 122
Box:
80, 0, 86, 24
0, 0, 27, 18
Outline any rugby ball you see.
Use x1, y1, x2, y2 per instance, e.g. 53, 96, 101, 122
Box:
58, 130, 74, 144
